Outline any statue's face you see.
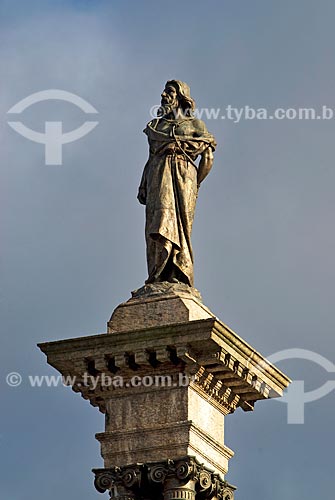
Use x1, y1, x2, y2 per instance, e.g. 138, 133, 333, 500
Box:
160, 84, 179, 110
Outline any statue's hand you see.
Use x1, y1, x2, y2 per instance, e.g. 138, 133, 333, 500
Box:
137, 187, 147, 205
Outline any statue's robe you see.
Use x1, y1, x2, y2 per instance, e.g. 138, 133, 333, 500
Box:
139, 117, 216, 287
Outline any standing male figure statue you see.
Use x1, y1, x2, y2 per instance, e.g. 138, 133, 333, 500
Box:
138, 80, 216, 287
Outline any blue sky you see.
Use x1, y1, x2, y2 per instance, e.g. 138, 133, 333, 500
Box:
1, 1, 334, 499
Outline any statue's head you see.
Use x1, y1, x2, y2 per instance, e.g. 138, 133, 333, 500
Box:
159, 80, 195, 117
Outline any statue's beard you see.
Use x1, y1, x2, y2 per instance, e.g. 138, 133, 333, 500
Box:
158, 100, 181, 118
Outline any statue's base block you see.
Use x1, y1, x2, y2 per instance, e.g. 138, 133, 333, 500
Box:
108, 282, 215, 333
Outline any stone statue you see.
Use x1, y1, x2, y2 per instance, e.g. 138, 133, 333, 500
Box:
138, 80, 216, 287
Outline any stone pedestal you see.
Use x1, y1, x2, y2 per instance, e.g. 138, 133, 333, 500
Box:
38, 284, 290, 496
96, 371, 233, 475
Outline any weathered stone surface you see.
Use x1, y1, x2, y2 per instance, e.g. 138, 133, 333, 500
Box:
97, 384, 232, 475
108, 282, 214, 333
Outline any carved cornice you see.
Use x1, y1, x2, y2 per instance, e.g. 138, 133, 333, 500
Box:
38, 318, 290, 415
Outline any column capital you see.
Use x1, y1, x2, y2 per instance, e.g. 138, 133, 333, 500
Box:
93, 457, 236, 500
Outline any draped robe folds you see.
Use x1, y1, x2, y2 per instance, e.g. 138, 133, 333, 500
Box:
139, 118, 216, 287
